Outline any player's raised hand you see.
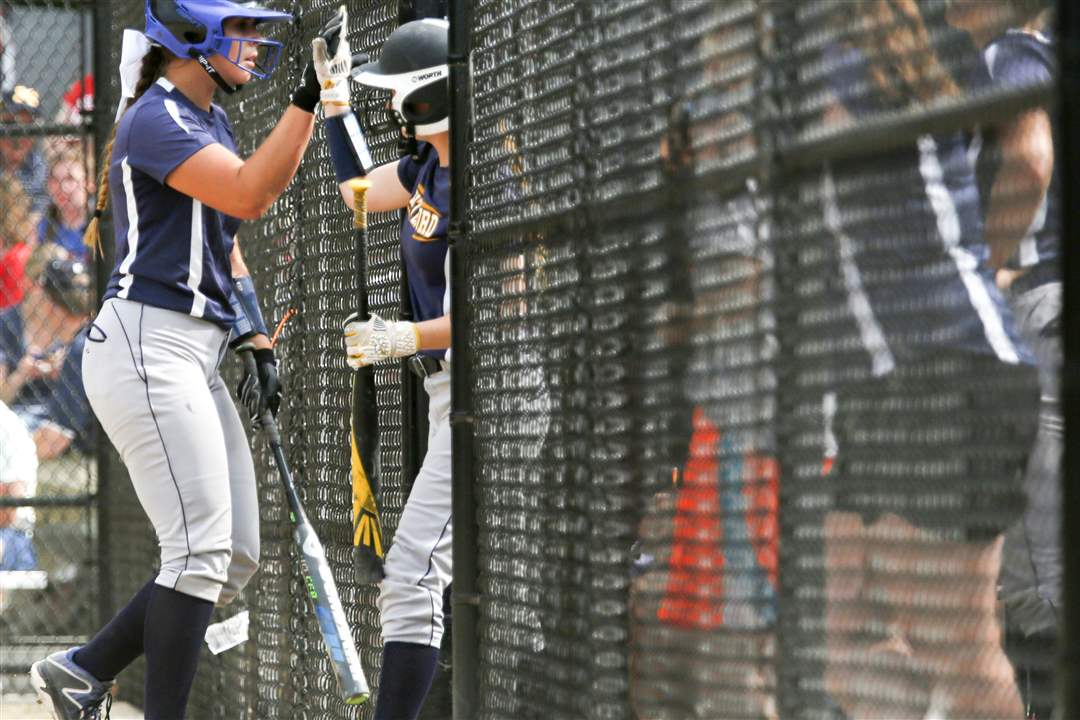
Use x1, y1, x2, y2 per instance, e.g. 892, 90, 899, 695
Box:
343, 313, 418, 368
291, 5, 348, 113
313, 5, 353, 108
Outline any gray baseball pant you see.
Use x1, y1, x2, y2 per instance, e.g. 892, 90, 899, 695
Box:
82, 298, 259, 605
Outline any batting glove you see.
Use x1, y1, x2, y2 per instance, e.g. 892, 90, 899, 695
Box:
343, 313, 419, 369
292, 6, 347, 113
313, 5, 353, 108
236, 348, 282, 425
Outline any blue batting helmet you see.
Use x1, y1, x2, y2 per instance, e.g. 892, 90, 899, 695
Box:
145, 0, 292, 80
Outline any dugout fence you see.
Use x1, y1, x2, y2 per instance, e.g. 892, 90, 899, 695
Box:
75, 0, 1077, 719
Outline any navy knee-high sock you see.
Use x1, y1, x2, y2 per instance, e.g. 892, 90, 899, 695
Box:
73, 578, 156, 681
142, 585, 214, 720
374, 641, 440, 720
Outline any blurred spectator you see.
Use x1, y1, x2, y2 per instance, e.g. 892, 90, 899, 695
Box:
947, 1, 1060, 717
814, 1, 1039, 718
1, 172, 35, 308
0, 398, 37, 571
46, 73, 93, 163
0, 245, 93, 461
38, 152, 90, 259
0, 5, 14, 94
1, 84, 48, 219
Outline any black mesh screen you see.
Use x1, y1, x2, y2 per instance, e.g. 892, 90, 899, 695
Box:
75, 1, 1069, 719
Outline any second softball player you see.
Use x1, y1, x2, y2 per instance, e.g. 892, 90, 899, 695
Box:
318, 17, 452, 720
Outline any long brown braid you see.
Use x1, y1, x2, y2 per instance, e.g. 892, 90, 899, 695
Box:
84, 46, 170, 256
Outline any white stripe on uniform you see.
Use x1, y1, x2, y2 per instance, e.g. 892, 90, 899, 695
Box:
117, 157, 140, 299
188, 199, 207, 318
917, 135, 1019, 364
822, 165, 896, 377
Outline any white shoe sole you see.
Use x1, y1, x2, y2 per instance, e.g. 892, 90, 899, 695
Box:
29, 662, 61, 720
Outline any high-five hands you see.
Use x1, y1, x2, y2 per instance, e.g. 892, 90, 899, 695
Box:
313, 6, 362, 108
292, 6, 368, 113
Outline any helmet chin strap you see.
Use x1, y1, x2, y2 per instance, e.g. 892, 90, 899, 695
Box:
399, 122, 420, 161
191, 51, 239, 95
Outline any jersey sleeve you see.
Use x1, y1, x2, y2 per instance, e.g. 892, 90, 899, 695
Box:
397, 155, 421, 192
125, 100, 221, 185
989, 39, 1052, 90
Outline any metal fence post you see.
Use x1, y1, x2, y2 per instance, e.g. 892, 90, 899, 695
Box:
91, 0, 114, 628
1059, 0, 1079, 715
448, 0, 477, 717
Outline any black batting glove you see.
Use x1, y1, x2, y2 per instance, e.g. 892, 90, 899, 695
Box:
292, 8, 346, 113
236, 348, 282, 426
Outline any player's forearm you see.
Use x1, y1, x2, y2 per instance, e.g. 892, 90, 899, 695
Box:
236, 105, 316, 215
989, 165, 1045, 268
416, 315, 451, 351
985, 111, 1053, 269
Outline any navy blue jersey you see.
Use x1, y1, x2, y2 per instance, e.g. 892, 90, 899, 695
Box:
982, 30, 1058, 273
823, 43, 1028, 372
397, 142, 450, 359
102, 78, 243, 328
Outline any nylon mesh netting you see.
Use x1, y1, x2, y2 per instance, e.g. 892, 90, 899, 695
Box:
85, 1, 1066, 719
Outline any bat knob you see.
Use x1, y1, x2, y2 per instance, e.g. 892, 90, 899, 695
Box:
353, 548, 385, 583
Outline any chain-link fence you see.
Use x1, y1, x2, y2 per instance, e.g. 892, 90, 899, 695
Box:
0, 0, 99, 698
1, 0, 1071, 718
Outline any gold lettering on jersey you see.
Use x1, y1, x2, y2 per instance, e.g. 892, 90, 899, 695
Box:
408, 182, 442, 242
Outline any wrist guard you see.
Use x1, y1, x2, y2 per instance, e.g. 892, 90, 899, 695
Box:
325, 111, 375, 182
229, 276, 269, 346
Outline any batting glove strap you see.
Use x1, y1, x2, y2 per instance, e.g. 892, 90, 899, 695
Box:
343, 313, 419, 368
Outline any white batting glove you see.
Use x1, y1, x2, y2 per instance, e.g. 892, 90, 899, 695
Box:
343, 313, 419, 369
313, 5, 351, 108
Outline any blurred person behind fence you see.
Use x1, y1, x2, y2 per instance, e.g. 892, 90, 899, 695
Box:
45, 74, 94, 164
628, 11, 779, 717
0, 398, 38, 572
0, 5, 14, 94
38, 152, 91, 260
946, 0, 1060, 717
815, 0, 1039, 717
0, 244, 93, 462
0, 171, 35, 308
0, 85, 48, 219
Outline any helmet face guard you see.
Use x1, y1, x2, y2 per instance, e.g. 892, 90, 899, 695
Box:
352, 65, 449, 135
145, 0, 292, 81
204, 32, 285, 80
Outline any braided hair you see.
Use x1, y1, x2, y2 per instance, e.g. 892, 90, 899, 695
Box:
84, 45, 170, 256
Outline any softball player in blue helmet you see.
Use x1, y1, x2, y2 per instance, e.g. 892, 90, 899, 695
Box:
29, 2, 356, 718
317, 16, 452, 720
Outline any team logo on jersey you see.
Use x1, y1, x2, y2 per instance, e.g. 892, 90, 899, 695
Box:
408, 183, 443, 241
